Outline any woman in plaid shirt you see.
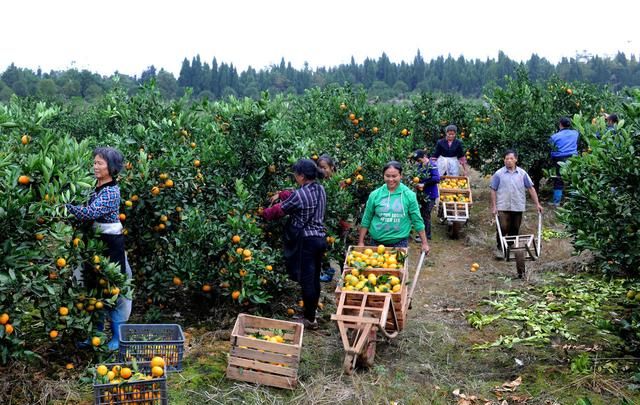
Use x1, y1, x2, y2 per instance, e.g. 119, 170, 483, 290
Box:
262, 159, 327, 330
66, 147, 132, 350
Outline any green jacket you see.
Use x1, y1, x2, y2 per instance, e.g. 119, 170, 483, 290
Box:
360, 183, 425, 244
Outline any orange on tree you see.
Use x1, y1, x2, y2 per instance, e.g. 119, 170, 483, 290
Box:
65, 363, 74, 370
0, 313, 8, 325
151, 186, 160, 196
110, 287, 120, 295
413, 177, 420, 184
21, 134, 30, 145
401, 128, 408, 136
172, 276, 182, 286
130, 194, 139, 202
235, 247, 243, 254
164, 179, 174, 187
190, 142, 196, 148
232, 235, 241, 244
95, 301, 104, 310
5, 324, 14, 335
160, 215, 168, 222
239, 269, 247, 277
91, 336, 101, 346
56, 257, 67, 268
35, 233, 45, 241
124, 200, 133, 207
372, 127, 379, 134
242, 249, 252, 258
202, 284, 212, 292
59, 307, 69, 316
231, 290, 241, 300
193, 159, 201, 167
93, 255, 101, 264
348, 113, 356, 120
158, 223, 166, 230
18, 175, 31, 185
119, 213, 126, 221
356, 174, 364, 181
49, 330, 59, 339
265, 265, 273, 271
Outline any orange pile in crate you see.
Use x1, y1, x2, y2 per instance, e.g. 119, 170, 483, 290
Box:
345, 245, 406, 270
440, 178, 469, 190
341, 269, 402, 293
93, 358, 167, 404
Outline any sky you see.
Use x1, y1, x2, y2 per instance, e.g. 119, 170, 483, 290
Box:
2, 0, 639, 78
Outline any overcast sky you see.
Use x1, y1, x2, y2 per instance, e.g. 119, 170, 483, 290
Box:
2, 0, 638, 77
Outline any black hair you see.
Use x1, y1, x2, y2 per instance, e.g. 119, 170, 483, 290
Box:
383, 161, 403, 174
559, 117, 571, 128
292, 158, 325, 180
504, 149, 518, 159
412, 149, 426, 161
93, 147, 124, 176
607, 114, 619, 124
317, 154, 336, 171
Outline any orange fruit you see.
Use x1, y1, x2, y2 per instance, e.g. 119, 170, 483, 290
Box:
119, 213, 126, 221
175, 206, 183, 212
348, 113, 356, 120
235, 247, 243, 254
96, 364, 108, 376
344, 178, 352, 185
298, 300, 304, 307
202, 284, 212, 292
120, 367, 132, 379
91, 336, 101, 346
151, 356, 165, 368
242, 249, 252, 258
21, 134, 30, 145
18, 175, 30, 185
130, 195, 139, 202
125, 200, 133, 207
151, 186, 160, 196
5, 324, 14, 334
35, 233, 45, 241
265, 265, 273, 271
239, 269, 247, 277
93, 255, 101, 264
340, 103, 347, 110
401, 128, 408, 136
151, 366, 164, 377
49, 330, 59, 339
159, 173, 168, 180
287, 308, 295, 316
232, 235, 241, 244
56, 258, 67, 268
110, 287, 120, 295
95, 301, 104, 310
268, 164, 277, 173
164, 179, 174, 187
231, 290, 241, 300
190, 142, 196, 148
65, 363, 74, 370
172, 276, 182, 286
0, 313, 8, 325
160, 215, 168, 222
372, 127, 379, 134
413, 177, 420, 184
356, 174, 364, 181
193, 160, 201, 167
59, 307, 69, 316
158, 223, 166, 230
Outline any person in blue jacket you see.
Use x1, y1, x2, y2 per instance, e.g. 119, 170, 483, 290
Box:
411, 149, 440, 241
549, 117, 579, 206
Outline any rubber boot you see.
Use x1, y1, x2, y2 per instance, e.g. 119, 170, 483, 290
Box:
552, 189, 563, 206
107, 321, 122, 351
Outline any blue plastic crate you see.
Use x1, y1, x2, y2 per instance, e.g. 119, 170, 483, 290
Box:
118, 324, 185, 372
93, 362, 167, 405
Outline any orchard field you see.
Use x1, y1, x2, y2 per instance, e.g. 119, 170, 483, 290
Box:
1, 71, 639, 404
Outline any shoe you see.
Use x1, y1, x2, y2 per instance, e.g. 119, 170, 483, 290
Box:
414, 236, 422, 243
320, 268, 335, 282
300, 318, 318, 330
107, 321, 122, 351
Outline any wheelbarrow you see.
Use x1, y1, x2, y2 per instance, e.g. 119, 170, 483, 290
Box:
331, 250, 426, 374
436, 176, 473, 239
495, 212, 542, 277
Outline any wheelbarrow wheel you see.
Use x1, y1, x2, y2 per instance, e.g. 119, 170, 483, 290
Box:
358, 328, 377, 368
448, 221, 462, 239
515, 251, 525, 278
343, 353, 356, 375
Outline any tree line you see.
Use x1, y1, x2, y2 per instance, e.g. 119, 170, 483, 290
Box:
1, 50, 639, 102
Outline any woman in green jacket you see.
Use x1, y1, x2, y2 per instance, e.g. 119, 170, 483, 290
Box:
358, 161, 430, 253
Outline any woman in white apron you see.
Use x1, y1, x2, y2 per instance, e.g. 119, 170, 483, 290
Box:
433, 124, 468, 176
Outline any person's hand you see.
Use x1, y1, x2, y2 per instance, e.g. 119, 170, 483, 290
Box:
269, 194, 280, 205
536, 204, 544, 214
491, 206, 497, 216
357, 240, 365, 247
421, 241, 430, 255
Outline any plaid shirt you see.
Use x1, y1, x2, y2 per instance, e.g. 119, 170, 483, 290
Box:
67, 180, 121, 223
281, 182, 326, 238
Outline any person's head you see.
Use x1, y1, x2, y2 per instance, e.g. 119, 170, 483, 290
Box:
292, 158, 324, 185
445, 124, 458, 141
503, 149, 518, 169
316, 154, 336, 177
411, 149, 428, 164
606, 113, 619, 125
93, 147, 123, 182
559, 117, 571, 129
382, 161, 403, 191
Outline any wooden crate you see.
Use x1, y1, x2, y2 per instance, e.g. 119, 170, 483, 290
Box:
226, 314, 303, 390
342, 245, 409, 274
334, 268, 407, 332
438, 175, 471, 192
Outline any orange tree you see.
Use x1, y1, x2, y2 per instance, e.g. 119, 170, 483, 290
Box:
464, 69, 619, 188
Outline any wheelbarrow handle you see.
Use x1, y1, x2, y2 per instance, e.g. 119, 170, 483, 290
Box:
406, 251, 426, 310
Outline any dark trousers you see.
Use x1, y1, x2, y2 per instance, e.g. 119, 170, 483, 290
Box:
552, 156, 569, 190
496, 211, 523, 248
419, 197, 436, 238
298, 236, 326, 321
